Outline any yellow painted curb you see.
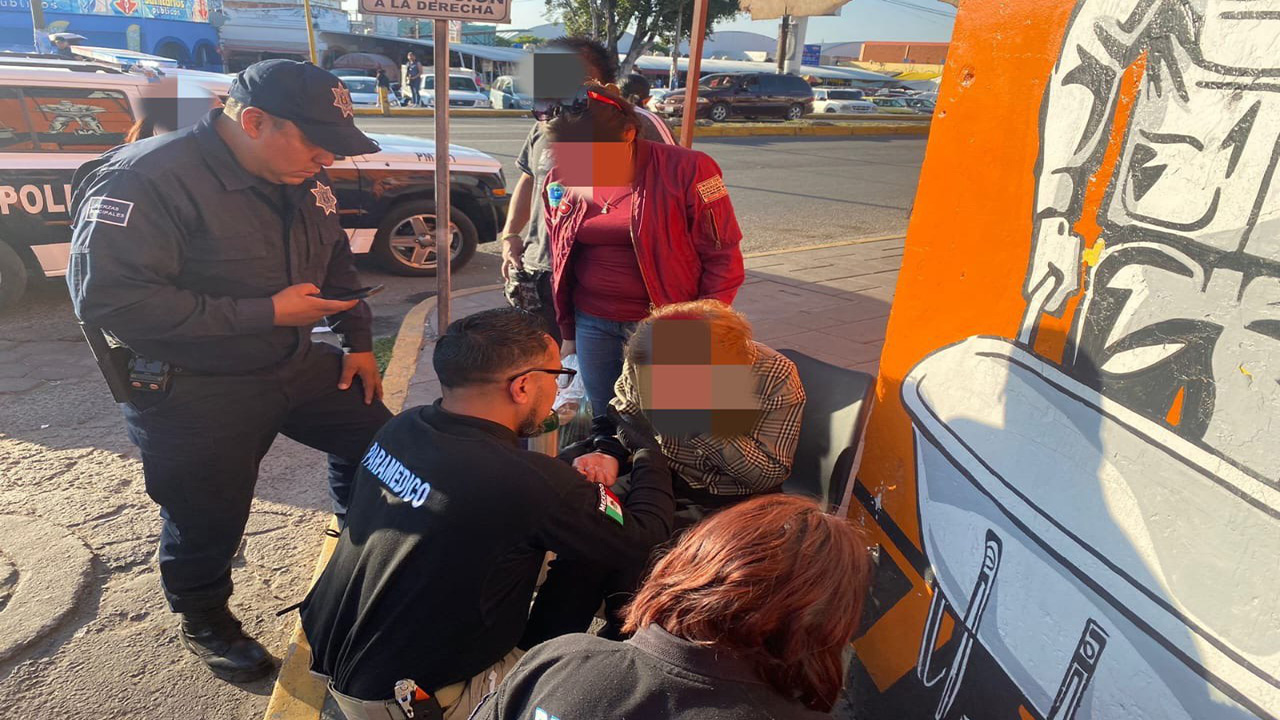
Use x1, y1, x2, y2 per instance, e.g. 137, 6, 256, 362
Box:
692, 123, 928, 139
263, 282, 506, 720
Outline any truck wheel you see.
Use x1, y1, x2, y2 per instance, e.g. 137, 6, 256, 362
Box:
787, 103, 805, 120
709, 103, 730, 122
371, 200, 478, 277
0, 241, 28, 312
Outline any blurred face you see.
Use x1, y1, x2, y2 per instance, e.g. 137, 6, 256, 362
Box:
238, 107, 336, 185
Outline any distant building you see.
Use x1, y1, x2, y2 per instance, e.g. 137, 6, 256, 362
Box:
819, 41, 863, 66
0, 0, 222, 69
860, 41, 949, 65
218, 0, 348, 71
461, 22, 495, 45
679, 30, 775, 61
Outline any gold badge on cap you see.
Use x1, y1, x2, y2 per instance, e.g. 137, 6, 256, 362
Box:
332, 85, 355, 119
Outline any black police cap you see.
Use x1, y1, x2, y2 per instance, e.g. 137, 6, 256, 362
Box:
228, 59, 380, 156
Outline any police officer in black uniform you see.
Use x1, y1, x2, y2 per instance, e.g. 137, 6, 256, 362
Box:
67, 60, 393, 683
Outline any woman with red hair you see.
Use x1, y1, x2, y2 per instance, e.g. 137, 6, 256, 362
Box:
472, 495, 872, 719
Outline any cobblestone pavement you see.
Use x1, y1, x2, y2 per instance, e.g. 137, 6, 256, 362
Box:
0, 258, 496, 718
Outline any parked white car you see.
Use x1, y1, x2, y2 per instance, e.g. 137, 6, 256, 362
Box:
489, 75, 532, 109
340, 76, 381, 106
417, 74, 491, 108
812, 87, 877, 115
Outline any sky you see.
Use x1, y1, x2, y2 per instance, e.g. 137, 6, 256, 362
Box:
502, 0, 956, 45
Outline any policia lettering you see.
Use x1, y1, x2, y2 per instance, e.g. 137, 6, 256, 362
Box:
0, 184, 72, 215
362, 442, 432, 508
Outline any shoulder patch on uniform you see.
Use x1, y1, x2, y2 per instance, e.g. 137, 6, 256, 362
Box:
596, 484, 624, 525
696, 175, 728, 203
84, 196, 133, 227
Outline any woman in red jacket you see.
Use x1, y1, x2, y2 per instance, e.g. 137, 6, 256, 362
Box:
539, 83, 745, 465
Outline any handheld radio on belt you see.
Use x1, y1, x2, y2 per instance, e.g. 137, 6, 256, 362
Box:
79, 323, 174, 402
395, 679, 444, 720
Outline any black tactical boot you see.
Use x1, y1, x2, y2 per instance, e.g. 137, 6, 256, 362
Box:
179, 605, 276, 682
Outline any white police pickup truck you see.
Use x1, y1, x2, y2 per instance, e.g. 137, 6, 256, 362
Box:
0, 50, 508, 310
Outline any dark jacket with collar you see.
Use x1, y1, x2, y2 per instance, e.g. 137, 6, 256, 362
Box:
300, 401, 675, 701
471, 625, 832, 720
68, 108, 371, 373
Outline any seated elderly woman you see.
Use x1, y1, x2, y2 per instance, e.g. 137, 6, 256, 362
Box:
523, 299, 807, 645
473, 494, 871, 720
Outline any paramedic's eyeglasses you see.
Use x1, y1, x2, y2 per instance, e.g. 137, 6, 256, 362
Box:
506, 367, 578, 383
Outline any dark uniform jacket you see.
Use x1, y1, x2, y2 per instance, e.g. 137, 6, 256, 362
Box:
300, 401, 675, 701
471, 626, 833, 720
68, 109, 372, 374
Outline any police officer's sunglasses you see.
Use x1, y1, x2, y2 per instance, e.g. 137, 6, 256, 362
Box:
506, 367, 578, 385
531, 88, 625, 122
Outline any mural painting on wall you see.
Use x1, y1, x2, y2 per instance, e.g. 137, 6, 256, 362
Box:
847, 1, 1279, 720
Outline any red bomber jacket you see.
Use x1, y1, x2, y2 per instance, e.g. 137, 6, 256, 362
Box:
541, 139, 745, 341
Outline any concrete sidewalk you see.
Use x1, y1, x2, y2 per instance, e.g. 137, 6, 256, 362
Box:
405, 236, 902, 408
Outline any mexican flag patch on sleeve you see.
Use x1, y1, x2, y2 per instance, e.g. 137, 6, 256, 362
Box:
596, 484, 624, 525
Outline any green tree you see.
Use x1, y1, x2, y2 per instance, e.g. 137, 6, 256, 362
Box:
546, 0, 741, 77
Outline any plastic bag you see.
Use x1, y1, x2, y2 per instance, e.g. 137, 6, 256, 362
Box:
554, 353, 586, 421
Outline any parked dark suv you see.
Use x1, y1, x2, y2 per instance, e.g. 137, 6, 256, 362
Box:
654, 72, 815, 122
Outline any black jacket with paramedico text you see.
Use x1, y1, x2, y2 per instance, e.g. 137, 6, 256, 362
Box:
299, 401, 675, 701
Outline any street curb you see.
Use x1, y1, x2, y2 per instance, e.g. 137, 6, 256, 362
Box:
262, 282, 504, 720
692, 123, 928, 139
261, 232, 906, 719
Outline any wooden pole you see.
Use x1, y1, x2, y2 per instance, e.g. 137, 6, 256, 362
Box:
433, 18, 452, 335
678, 0, 709, 148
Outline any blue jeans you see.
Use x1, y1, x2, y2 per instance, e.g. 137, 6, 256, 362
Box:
574, 310, 639, 421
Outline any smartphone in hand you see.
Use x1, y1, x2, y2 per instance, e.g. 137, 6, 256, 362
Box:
320, 284, 385, 302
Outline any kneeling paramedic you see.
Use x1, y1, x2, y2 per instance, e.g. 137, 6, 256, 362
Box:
299, 307, 674, 720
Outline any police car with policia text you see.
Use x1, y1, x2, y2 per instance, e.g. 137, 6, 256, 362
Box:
0, 50, 509, 311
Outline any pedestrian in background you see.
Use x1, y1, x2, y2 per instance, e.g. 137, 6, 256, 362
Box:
498, 37, 674, 344
474, 495, 872, 720
541, 83, 744, 477
404, 52, 423, 106
621, 72, 652, 108
68, 60, 391, 683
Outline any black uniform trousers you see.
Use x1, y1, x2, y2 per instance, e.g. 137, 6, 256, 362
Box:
520, 472, 770, 648
122, 342, 391, 613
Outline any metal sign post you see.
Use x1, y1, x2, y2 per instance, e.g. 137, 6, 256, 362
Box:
356, 0, 511, 336
433, 18, 451, 335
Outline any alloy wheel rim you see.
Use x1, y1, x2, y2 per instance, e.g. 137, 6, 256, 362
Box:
388, 213, 462, 269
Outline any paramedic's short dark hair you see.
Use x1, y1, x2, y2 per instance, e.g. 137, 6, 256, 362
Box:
547, 36, 618, 84
434, 308, 550, 389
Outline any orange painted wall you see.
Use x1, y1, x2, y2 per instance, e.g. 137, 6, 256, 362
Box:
848, 0, 1136, 712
